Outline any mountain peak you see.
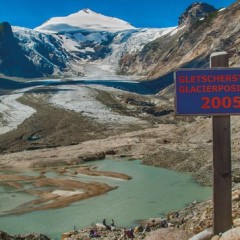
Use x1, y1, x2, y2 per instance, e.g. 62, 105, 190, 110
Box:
0, 22, 13, 38
35, 9, 136, 33
81, 8, 94, 14
178, 2, 217, 25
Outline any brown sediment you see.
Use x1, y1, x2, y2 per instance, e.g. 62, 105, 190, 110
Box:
5, 181, 23, 189
0, 164, 130, 215
74, 166, 132, 180
11, 181, 116, 214
0, 175, 35, 181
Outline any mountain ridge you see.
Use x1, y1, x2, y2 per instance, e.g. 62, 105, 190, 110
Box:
118, 1, 240, 79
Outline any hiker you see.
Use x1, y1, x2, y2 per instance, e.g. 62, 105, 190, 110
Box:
128, 228, 135, 239
89, 229, 100, 238
89, 229, 94, 238
111, 219, 115, 227
160, 219, 168, 228
93, 230, 100, 238
102, 219, 111, 230
151, 219, 156, 226
143, 223, 151, 233
103, 219, 106, 226
111, 219, 116, 230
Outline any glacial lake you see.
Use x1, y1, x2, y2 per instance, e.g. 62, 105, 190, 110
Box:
0, 159, 211, 239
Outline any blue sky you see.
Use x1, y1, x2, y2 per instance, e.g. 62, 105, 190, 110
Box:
0, 0, 235, 29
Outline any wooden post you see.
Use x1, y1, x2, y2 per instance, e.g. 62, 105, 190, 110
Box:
210, 52, 232, 235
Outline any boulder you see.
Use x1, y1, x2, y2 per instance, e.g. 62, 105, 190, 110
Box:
220, 227, 240, 240
211, 236, 220, 240
233, 218, 240, 227
61, 231, 75, 240
189, 228, 213, 240
232, 190, 240, 201
0, 230, 13, 240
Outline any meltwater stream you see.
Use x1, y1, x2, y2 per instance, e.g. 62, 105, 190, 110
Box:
0, 159, 211, 239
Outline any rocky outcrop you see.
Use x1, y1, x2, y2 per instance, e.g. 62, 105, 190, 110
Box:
0, 230, 13, 240
217, 227, 240, 239
0, 22, 43, 78
13, 233, 51, 240
178, 2, 217, 26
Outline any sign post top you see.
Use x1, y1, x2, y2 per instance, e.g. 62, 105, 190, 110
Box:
210, 51, 228, 58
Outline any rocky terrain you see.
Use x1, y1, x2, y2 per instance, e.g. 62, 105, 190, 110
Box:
0, 231, 50, 240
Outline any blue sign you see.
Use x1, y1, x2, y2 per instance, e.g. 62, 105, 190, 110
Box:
175, 68, 240, 115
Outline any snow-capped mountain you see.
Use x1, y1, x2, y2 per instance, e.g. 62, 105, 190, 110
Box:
0, 9, 177, 79
1, 3, 238, 80
35, 8, 136, 33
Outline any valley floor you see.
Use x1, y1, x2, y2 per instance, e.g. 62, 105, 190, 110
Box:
1, 81, 240, 239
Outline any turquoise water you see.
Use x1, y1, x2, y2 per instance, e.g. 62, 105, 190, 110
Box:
0, 159, 211, 239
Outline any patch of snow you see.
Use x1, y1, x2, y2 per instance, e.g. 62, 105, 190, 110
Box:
74, 32, 108, 43
59, 35, 80, 52
80, 47, 95, 53
52, 190, 84, 197
0, 91, 36, 135
218, 8, 226, 12
170, 25, 185, 36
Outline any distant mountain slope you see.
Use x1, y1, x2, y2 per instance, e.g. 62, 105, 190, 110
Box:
118, 1, 240, 79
